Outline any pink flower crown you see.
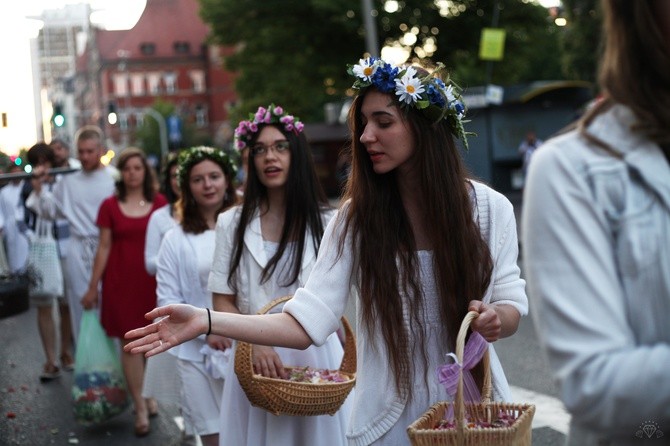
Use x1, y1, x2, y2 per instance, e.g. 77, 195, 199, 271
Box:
233, 104, 305, 150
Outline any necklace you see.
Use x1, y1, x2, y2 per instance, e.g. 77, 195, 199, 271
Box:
139, 200, 146, 207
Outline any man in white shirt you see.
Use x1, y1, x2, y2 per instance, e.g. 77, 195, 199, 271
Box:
28, 126, 116, 341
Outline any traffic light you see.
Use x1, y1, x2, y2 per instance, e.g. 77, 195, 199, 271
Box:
107, 101, 118, 125
52, 103, 65, 127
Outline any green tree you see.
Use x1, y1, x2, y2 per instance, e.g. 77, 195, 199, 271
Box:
198, 0, 567, 121
199, 0, 364, 122
133, 100, 175, 161
374, 0, 564, 86
133, 101, 212, 162
559, 0, 601, 83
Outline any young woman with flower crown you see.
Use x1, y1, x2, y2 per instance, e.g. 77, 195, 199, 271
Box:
154, 146, 238, 445
125, 60, 528, 445
207, 104, 351, 445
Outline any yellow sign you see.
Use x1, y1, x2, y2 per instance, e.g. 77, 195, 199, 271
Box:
479, 28, 506, 61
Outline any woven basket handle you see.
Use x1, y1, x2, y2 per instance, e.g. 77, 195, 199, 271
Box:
242, 295, 355, 373
454, 311, 492, 436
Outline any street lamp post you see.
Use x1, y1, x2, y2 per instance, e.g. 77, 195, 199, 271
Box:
362, 0, 379, 57
142, 108, 168, 161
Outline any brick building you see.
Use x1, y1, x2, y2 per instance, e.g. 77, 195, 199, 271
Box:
76, 0, 237, 155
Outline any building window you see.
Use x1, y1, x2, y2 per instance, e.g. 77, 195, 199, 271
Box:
189, 70, 205, 93
112, 73, 128, 96
164, 72, 177, 94
173, 41, 190, 54
195, 105, 208, 128
119, 112, 129, 131
140, 43, 155, 55
147, 72, 162, 95
130, 73, 145, 96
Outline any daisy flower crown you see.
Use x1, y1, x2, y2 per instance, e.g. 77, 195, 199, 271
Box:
348, 57, 471, 150
177, 146, 238, 188
234, 104, 305, 151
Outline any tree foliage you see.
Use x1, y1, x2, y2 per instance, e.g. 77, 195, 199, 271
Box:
198, 0, 570, 122
559, 0, 601, 84
133, 100, 210, 164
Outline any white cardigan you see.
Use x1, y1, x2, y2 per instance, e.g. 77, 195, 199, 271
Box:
156, 226, 213, 362
207, 205, 336, 314
144, 205, 177, 276
284, 181, 528, 446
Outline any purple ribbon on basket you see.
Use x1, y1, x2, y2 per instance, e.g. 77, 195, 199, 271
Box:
436, 331, 488, 403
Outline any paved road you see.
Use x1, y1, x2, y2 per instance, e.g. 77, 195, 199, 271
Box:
0, 306, 186, 445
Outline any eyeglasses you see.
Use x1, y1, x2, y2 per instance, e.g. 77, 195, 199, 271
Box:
250, 140, 290, 157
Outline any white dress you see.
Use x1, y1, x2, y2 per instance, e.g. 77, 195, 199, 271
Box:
157, 228, 223, 436
208, 207, 352, 446
371, 251, 451, 445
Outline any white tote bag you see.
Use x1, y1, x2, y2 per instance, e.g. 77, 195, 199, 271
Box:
27, 218, 64, 297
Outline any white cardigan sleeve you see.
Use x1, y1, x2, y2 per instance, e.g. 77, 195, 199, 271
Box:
156, 228, 186, 308
207, 207, 238, 295
144, 207, 165, 276
485, 188, 528, 315
283, 208, 354, 346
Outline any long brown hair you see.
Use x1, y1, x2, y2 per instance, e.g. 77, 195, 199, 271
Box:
583, 0, 670, 150
339, 86, 493, 398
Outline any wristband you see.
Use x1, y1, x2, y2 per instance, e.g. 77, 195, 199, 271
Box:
206, 308, 212, 336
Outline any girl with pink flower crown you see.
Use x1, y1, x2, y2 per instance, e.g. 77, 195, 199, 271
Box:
211, 104, 350, 445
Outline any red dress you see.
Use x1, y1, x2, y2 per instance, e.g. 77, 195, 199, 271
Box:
97, 194, 167, 337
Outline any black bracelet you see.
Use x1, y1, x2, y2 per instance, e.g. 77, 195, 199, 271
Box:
206, 308, 212, 336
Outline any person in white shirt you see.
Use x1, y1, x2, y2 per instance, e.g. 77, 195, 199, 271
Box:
25, 142, 74, 381
27, 126, 116, 341
125, 63, 527, 446
522, 1, 670, 444
207, 105, 351, 446
156, 146, 238, 446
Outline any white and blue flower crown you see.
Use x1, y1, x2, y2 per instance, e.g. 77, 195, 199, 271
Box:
234, 104, 305, 151
348, 57, 470, 150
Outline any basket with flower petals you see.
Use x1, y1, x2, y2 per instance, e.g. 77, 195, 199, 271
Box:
234, 295, 356, 416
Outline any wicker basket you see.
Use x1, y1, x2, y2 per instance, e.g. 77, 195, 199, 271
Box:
407, 311, 535, 446
234, 295, 356, 416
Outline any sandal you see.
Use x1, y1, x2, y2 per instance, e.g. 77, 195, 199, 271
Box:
134, 411, 151, 437
147, 398, 159, 418
39, 364, 61, 382
60, 354, 75, 372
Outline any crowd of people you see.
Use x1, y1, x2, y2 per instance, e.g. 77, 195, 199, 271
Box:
1, 1, 668, 443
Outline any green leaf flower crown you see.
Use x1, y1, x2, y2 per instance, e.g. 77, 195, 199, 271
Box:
347, 57, 471, 150
234, 104, 305, 151
177, 146, 238, 187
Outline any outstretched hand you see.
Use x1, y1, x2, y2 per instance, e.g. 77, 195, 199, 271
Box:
124, 304, 208, 357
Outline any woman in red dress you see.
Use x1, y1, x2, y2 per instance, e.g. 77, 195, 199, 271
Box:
82, 147, 166, 436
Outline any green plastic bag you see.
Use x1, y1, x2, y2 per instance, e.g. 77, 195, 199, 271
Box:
72, 311, 129, 425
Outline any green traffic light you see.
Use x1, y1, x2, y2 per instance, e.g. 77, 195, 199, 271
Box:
52, 103, 65, 127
